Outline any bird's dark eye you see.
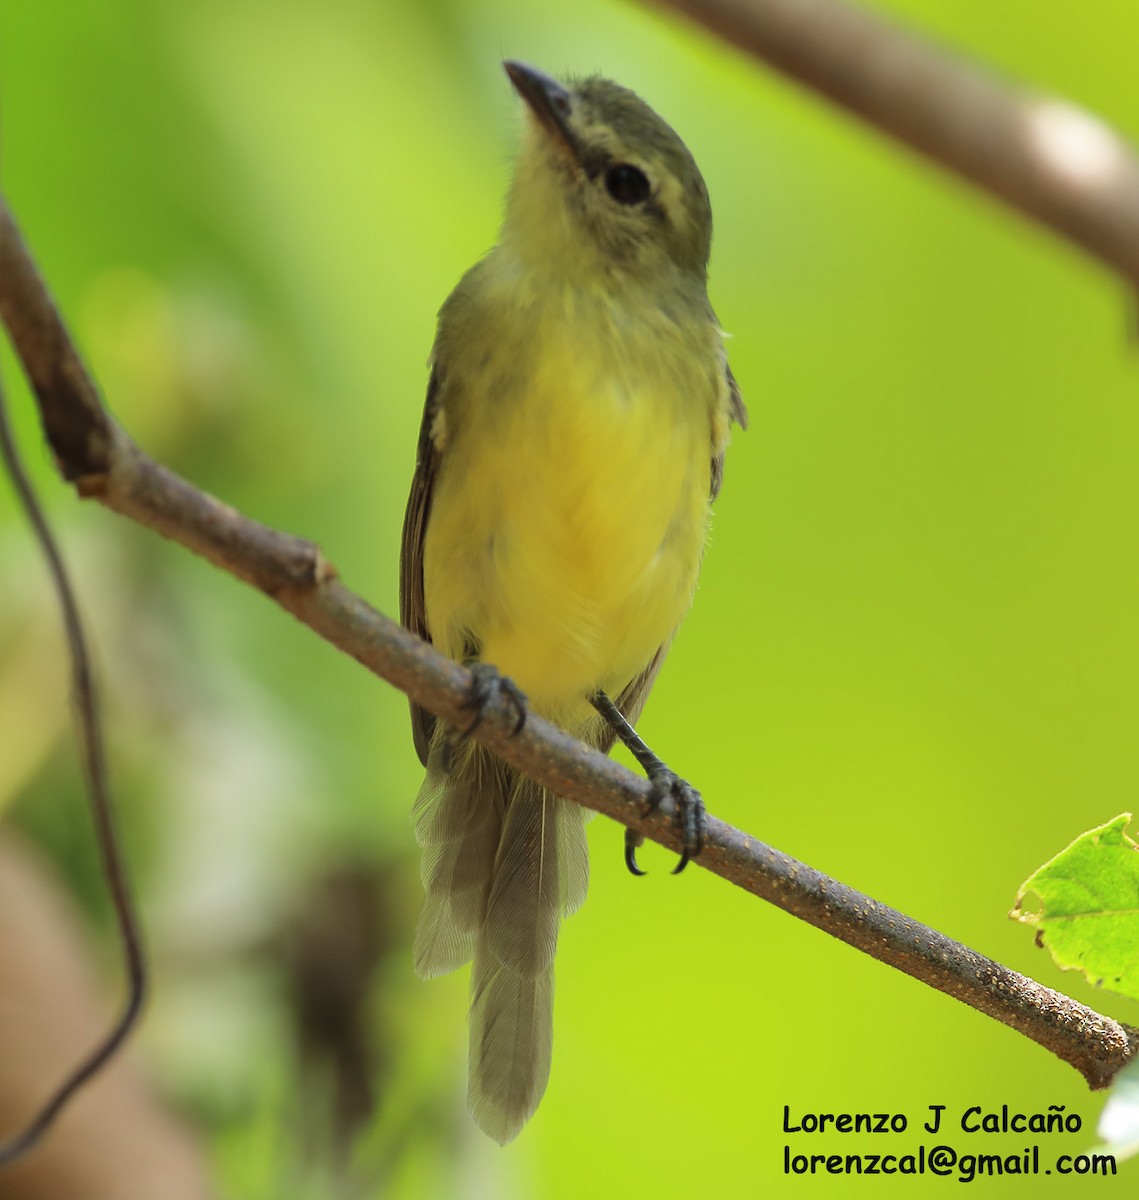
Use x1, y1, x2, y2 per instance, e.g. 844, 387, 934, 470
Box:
604, 163, 651, 205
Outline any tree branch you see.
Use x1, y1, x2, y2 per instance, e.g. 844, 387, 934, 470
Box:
651, 0, 1139, 291
0, 196, 1134, 1094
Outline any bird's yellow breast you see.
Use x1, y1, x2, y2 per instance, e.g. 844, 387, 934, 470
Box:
423, 272, 722, 728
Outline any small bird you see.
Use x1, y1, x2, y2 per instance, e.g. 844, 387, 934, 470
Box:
400, 61, 746, 1144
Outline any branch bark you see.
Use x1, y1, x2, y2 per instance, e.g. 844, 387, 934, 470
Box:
0, 196, 1134, 1093
651, 0, 1139, 291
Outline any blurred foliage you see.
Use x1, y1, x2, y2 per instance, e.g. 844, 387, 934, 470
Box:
1, 0, 1139, 1194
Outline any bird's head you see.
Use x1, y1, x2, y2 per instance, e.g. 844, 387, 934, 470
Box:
501, 61, 713, 289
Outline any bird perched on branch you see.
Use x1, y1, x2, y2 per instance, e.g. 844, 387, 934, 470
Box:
400, 60, 746, 1144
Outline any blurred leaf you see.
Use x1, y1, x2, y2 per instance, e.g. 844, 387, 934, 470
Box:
1011, 813, 1139, 998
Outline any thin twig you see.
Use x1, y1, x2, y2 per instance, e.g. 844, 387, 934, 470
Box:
0, 195, 1134, 1097
650, 0, 1139, 291
0, 366, 145, 1163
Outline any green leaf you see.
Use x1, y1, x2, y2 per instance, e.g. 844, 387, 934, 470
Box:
1011, 814, 1139, 999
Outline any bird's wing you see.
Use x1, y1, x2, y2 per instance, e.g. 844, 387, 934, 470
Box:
726, 361, 749, 431
400, 367, 444, 766
711, 360, 747, 501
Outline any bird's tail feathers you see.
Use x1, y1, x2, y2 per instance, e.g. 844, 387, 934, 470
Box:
412, 729, 590, 1141
412, 736, 506, 979
468, 775, 588, 1143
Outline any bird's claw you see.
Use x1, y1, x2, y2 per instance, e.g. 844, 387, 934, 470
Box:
624, 827, 647, 877
460, 662, 527, 739
625, 769, 705, 876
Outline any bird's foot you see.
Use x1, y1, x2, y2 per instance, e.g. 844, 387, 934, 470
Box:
460, 662, 527, 740
625, 767, 705, 876
441, 663, 527, 772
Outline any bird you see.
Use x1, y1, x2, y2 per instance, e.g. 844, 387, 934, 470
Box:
400, 60, 746, 1145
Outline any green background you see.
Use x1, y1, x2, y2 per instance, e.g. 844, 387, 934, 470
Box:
1, 0, 1137, 1194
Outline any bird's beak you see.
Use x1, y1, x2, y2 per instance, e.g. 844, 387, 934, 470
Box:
503, 61, 578, 164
